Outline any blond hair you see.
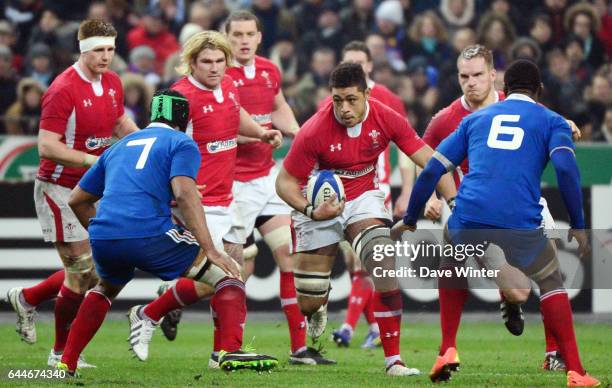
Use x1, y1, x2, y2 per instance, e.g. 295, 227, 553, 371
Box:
176, 31, 232, 76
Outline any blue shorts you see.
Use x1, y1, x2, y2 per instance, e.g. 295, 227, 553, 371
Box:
90, 228, 200, 285
447, 214, 548, 269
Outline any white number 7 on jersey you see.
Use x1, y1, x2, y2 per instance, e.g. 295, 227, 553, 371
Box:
126, 137, 157, 169
487, 114, 524, 150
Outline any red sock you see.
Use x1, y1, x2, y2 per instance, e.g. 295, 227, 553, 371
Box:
438, 264, 469, 355
61, 291, 111, 371
344, 270, 372, 330
364, 288, 376, 324
22, 270, 65, 306
211, 300, 221, 353
541, 306, 559, 353
280, 271, 306, 353
53, 285, 84, 352
499, 289, 505, 301
540, 290, 584, 374
212, 278, 246, 353
373, 289, 402, 359
143, 278, 198, 322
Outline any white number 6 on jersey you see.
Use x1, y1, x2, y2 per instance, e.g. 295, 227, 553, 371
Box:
126, 137, 157, 169
487, 114, 524, 150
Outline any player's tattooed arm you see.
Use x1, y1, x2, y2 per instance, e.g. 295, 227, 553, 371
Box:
407, 145, 457, 202
38, 129, 99, 168
271, 91, 300, 137
114, 113, 139, 138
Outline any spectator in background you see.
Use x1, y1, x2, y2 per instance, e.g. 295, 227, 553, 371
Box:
26, 7, 79, 70
508, 37, 542, 65
251, 0, 295, 56
563, 34, 592, 88
187, 1, 213, 30
565, 2, 608, 71
269, 31, 298, 86
291, 0, 324, 37
529, 13, 555, 54
299, 2, 345, 70
593, 0, 612, 60
584, 73, 612, 135
127, 7, 179, 75
162, 22, 202, 86
374, 0, 407, 72
403, 10, 451, 70
542, 48, 586, 119
0, 20, 21, 72
477, 12, 515, 69
537, 0, 569, 46
365, 32, 387, 66
292, 46, 336, 122
0, 45, 18, 134
121, 73, 152, 128
203, 0, 230, 30
128, 45, 161, 88
405, 56, 438, 131
2, 0, 42, 57
488, 0, 526, 35
4, 77, 45, 135
340, 0, 375, 42
25, 43, 54, 87
438, 0, 475, 36
151, 0, 186, 36
593, 107, 612, 142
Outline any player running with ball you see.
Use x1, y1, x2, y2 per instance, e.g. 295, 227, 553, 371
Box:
276, 62, 457, 377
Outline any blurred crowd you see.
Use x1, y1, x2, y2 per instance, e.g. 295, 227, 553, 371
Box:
0, 0, 611, 143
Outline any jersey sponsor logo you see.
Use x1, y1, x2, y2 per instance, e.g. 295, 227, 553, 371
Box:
334, 165, 375, 179
203, 105, 214, 114
206, 138, 237, 153
85, 135, 112, 151
329, 143, 342, 152
83, 99, 92, 107
251, 113, 272, 125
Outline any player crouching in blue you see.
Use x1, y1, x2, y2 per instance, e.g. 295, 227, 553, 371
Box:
393, 60, 600, 388
56, 89, 278, 376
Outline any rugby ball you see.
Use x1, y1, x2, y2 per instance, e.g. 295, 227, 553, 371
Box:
306, 170, 345, 208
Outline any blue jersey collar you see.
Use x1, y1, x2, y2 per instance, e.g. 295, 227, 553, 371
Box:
147, 122, 174, 130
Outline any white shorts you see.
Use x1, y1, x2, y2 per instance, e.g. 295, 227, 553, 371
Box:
172, 202, 245, 250
291, 190, 392, 253
224, 166, 291, 244
540, 197, 560, 239
34, 179, 89, 243
379, 182, 391, 210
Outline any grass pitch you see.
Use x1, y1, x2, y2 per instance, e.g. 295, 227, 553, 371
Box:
0, 316, 610, 387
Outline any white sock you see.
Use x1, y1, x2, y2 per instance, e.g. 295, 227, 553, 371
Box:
385, 355, 402, 368
292, 346, 307, 355
369, 322, 379, 333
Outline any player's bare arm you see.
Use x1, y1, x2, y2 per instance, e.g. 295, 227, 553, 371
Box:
271, 91, 300, 137
239, 107, 282, 147
393, 151, 415, 218
275, 167, 344, 221
68, 186, 100, 229
171, 176, 240, 278
113, 113, 139, 138
38, 129, 99, 168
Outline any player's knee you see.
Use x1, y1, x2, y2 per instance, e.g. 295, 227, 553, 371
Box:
352, 225, 397, 289
297, 295, 324, 317
243, 243, 259, 262
61, 252, 95, 292
293, 268, 330, 309
503, 288, 530, 304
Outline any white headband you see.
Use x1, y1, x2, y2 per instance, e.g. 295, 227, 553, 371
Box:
79, 36, 116, 53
